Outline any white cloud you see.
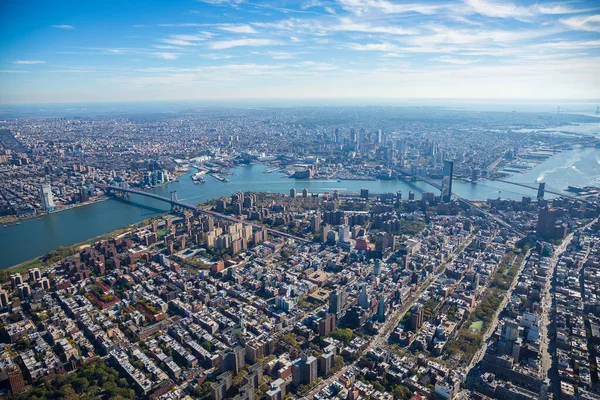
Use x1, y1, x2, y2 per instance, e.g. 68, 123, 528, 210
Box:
154, 23, 203, 27
197, 0, 244, 5
209, 38, 282, 49
300, 61, 338, 70
405, 24, 561, 48
432, 55, 480, 64
301, 0, 323, 9
199, 53, 234, 60
13, 60, 46, 65
160, 33, 212, 46
333, 17, 417, 35
561, 14, 600, 32
347, 42, 398, 51
534, 4, 593, 15
462, 0, 534, 19
52, 24, 74, 29
537, 40, 600, 50
217, 24, 257, 34
338, 0, 446, 16
462, 0, 593, 19
155, 52, 179, 60
267, 51, 297, 59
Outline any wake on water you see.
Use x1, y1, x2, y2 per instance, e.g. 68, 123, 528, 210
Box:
536, 153, 583, 182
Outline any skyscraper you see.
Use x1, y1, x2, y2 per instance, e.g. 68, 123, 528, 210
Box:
377, 295, 386, 322
310, 214, 321, 234
536, 207, 567, 240
292, 356, 318, 387
338, 224, 350, 242
358, 285, 370, 309
441, 160, 454, 203
373, 259, 382, 276
328, 289, 345, 318
40, 183, 55, 211
411, 304, 424, 330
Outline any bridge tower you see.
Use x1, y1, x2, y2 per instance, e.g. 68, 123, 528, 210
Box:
170, 191, 178, 211
537, 182, 545, 200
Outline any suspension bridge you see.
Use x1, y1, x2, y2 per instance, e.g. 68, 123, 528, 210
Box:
96, 184, 311, 244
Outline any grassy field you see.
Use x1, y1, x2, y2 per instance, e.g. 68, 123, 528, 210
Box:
469, 320, 483, 333
8, 258, 44, 275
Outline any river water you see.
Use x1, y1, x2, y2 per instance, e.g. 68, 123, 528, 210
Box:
1, 145, 598, 269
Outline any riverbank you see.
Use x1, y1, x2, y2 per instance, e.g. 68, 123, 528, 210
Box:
2, 147, 598, 270
1, 195, 109, 226
6, 211, 172, 273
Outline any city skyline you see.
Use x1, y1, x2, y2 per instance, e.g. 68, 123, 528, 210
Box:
1, 0, 600, 104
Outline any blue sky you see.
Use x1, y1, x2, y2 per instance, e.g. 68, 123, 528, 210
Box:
1, 0, 599, 104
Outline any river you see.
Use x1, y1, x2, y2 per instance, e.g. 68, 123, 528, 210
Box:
1, 145, 598, 269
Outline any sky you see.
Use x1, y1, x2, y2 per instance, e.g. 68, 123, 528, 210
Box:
0, 0, 599, 104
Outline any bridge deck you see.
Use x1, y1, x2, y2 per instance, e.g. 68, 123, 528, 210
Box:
98, 184, 311, 244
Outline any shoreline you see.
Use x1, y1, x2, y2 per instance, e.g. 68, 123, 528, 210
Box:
0, 172, 186, 226
1, 196, 109, 225
2, 144, 597, 271
4, 211, 172, 273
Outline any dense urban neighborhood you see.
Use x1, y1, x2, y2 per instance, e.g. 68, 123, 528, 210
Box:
0, 106, 599, 400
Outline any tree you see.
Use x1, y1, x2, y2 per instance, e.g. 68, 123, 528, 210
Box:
333, 356, 344, 372
329, 328, 353, 344
372, 381, 385, 393
194, 381, 213, 399
393, 385, 413, 400
73, 377, 89, 392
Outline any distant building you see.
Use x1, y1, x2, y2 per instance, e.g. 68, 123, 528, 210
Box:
338, 224, 350, 242
318, 313, 336, 337
377, 295, 386, 322
358, 285, 370, 309
40, 183, 55, 211
220, 346, 245, 374
373, 259, 382, 276
329, 289, 345, 318
310, 214, 321, 234
0, 289, 9, 307
7, 365, 26, 397
536, 207, 567, 240
211, 372, 232, 400
29, 268, 41, 282
441, 160, 454, 202
411, 304, 424, 330
319, 351, 334, 375
292, 356, 317, 387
